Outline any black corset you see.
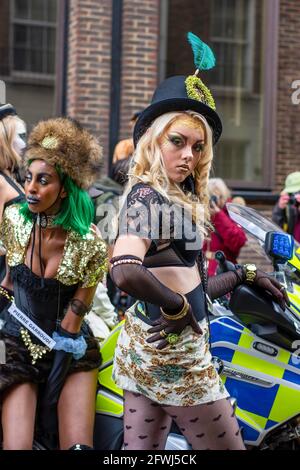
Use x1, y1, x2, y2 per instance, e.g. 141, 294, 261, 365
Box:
3, 264, 78, 338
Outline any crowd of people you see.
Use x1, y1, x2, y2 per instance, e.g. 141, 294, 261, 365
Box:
0, 33, 293, 451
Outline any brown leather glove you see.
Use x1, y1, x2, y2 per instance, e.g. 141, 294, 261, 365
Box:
146, 305, 203, 350
244, 268, 290, 311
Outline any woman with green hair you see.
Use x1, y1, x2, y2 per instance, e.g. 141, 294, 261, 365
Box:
0, 117, 107, 450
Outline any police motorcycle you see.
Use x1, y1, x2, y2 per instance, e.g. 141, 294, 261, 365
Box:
94, 204, 300, 450
209, 203, 300, 449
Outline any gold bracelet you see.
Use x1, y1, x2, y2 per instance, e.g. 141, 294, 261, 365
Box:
160, 294, 189, 321
0, 286, 14, 302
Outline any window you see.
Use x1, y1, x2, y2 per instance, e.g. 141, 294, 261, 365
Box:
11, 0, 57, 77
164, 0, 278, 188
209, 0, 255, 91
213, 140, 251, 180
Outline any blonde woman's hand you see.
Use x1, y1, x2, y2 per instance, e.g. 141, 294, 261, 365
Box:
146, 305, 203, 350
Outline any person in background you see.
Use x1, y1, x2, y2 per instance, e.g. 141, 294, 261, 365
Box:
111, 111, 142, 186
203, 178, 247, 276
85, 282, 118, 341
0, 103, 26, 283
272, 171, 300, 243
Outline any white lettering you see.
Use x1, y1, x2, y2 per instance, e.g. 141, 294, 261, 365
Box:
0, 80, 6, 103
291, 80, 300, 105
0, 340, 6, 364
8, 303, 55, 349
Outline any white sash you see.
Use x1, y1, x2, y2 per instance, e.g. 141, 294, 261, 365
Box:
8, 303, 56, 350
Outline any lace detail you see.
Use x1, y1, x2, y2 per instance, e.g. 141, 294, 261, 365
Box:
119, 183, 174, 246
119, 183, 202, 267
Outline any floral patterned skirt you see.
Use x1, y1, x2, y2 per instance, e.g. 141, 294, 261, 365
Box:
112, 302, 228, 407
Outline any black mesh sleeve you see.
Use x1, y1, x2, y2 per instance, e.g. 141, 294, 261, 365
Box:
110, 259, 184, 312
207, 269, 244, 300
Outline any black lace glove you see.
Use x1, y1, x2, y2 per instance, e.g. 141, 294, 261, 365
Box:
146, 305, 203, 350
208, 267, 290, 311
250, 268, 290, 311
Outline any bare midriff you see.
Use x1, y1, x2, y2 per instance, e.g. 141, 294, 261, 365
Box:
148, 263, 201, 295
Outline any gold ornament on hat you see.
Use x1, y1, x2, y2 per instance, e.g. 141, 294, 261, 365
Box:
185, 32, 217, 111
41, 135, 59, 150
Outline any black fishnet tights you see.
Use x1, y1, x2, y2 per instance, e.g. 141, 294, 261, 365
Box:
123, 391, 245, 450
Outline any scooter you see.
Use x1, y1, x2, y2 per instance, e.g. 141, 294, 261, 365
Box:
94, 204, 300, 450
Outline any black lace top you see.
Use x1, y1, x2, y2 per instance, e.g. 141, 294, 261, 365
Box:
112, 181, 241, 319
119, 183, 202, 268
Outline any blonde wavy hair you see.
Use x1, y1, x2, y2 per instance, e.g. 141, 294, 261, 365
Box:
122, 111, 214, 234
0, 115, 25, 172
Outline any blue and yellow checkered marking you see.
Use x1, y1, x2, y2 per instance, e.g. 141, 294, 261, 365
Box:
211, 316, 300, 443
265, 419, 278, 430
225, 378, 279, 418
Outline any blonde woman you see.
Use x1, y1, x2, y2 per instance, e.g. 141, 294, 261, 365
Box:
0, 104, 26, 217
0, 104, 26, 283
109, 68, 288, 449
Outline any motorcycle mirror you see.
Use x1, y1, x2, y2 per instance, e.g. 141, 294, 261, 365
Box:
265, 231, 294, 262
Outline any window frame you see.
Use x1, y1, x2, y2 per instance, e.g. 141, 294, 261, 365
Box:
10, 0, 57, 83
219, 0, 279, 190
209, 0, 256, 93
160, 0, 279, 191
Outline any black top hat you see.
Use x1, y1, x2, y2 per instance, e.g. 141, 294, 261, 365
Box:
134, 33, 222, 147
0, 103, 17, 121
133, 75, 222, 146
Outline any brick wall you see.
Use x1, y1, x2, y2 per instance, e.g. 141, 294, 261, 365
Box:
67, 0, 112, 173
167, 0, 210, 77
276, 0, 300, 192
118, 0, 160, 141
64, 0, 300, 186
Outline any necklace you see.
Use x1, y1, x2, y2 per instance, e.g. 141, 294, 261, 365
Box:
36, 213, 57, 229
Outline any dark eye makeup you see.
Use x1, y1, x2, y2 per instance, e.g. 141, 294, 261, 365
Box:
168, 133, 205, 152
25, 172, 51, 185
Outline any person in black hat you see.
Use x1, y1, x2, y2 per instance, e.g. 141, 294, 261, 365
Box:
109, 33, 289, 450
0, 104, 26, 284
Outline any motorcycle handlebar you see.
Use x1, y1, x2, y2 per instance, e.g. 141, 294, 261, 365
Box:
215, 250, 237, 273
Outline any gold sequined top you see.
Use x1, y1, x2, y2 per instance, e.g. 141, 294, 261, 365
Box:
0, 204, 108, 288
